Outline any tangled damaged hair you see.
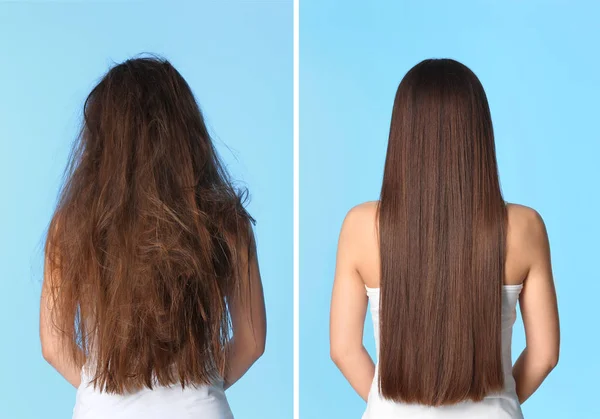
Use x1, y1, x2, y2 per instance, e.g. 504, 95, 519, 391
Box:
44, 56, 254, 394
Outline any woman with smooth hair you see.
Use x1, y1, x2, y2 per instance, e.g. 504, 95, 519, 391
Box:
330, 59, 559, 418
40, 57, 266, 419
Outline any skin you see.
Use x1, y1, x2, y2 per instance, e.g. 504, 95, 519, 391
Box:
39, 252, 83, 388
330, 201, 560, 404
40, 232, 267, 391
224, 234, 267, 389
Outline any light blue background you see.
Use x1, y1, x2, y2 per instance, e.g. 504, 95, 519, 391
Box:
0, 1, 291, 418
301, 1, 599, 418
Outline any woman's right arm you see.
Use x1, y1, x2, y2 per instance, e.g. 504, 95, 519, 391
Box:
512, 210, 560, 404
223, 230, 267, 390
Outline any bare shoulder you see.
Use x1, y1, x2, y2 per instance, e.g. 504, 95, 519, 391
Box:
339, 201, 379, 248
507, 203, 548, 244
338, 202, 379, 283
345, 201, 378, 219
342, 201, 378, 233
506, 203, 550, 272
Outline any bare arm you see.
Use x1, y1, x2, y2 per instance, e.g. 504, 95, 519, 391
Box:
223, 229, 267, 390
330, 209, 375, 401
512, 211, 560, 403
39, 245, 82, 388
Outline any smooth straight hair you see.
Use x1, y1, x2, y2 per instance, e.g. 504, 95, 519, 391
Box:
44, 57, 254, 394
378, 58, 506, 405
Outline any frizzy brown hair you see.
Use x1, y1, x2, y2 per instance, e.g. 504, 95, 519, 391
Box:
378, 59, 506, 405
44, 56, 255, 394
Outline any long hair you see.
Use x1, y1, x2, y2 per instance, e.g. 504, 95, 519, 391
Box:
44, 56, 254, 394
378, 59, 506, 405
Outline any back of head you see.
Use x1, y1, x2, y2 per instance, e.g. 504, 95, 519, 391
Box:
45, 56, 253, 393
378, 58, 506, 405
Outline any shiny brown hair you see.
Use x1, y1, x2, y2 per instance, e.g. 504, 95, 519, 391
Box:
378, 59, 506, 405
44, 57, 254, 393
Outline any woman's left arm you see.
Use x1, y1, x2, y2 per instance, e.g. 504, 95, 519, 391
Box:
39, 248, 82, 388
329, 209, 375, 401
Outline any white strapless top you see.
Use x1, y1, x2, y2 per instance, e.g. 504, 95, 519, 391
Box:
72, 368, 233, 419
363, 284, 525, 419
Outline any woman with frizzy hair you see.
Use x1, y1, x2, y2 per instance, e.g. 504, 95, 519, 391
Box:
330, 59, 559, 419
40, 57, 266, 419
